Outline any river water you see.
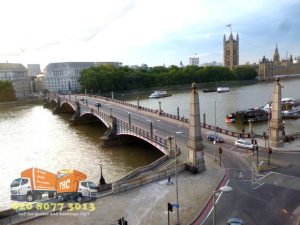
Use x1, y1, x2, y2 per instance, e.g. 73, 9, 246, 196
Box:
126, 79, 300, 134
1, 78, 300, 211
0, 105, 163, 211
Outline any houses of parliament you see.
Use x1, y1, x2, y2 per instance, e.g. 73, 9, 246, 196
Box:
258, 45, 300, 80
223, 32, 300, 80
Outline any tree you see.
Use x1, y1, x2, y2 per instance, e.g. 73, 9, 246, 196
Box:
0, 81, 16, 102
79, 65, 258, 93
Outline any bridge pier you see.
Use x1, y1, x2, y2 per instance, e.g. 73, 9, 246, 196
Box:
187, 82, 205, 174
269, 78, 284, 147
100, 116, 136, 147
43, 96, 51, 108
52, 97, 61, 114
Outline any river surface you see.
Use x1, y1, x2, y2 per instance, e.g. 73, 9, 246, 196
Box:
125, 78, 300, 134
1, 78, 300, 211
0, 106, 163, 211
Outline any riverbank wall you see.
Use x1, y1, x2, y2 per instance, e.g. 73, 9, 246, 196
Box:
0, 96, 43, 108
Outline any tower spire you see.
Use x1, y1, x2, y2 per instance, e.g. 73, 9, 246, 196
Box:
273, 44, 280, 63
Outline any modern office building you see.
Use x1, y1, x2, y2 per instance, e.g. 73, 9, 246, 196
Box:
27, 64, 41, 76
44, 62, 122, 93
223, 33, 239, 68
0, 63, 31, 98
189, 54, 199, 66
33, 73, 45, 93
258, 45, 300, 80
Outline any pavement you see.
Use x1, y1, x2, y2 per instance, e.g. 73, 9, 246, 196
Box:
255, 137, 300, 151
20, 155, 224, 225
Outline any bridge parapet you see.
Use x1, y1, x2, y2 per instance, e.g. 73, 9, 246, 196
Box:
49, 93, 251, 140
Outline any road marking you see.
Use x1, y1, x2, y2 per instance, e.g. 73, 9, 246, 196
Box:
200, 179, 230, 225
253, 182, 265, 189
244, 155, 290, 167
259, 172, 300, 191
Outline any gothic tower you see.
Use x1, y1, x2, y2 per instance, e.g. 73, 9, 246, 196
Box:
223, 33, 239, 68
273, 44, 280, 64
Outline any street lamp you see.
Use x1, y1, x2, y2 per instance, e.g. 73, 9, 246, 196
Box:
282, 120, 286, 136
214, 101, 221, 161
248, 119, 253, 138
174, 131, 183, 225
267, 100, 271, 148
159, 101, 162, 113
146, 119, 153, 139
213, 185, 233, 225
98, 163, 106, 191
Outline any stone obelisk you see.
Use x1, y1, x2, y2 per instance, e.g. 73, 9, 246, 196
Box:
187, 82, 205, 173
269, 78, 283, 147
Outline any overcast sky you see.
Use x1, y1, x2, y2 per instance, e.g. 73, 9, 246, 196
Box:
0, 0, 299, 69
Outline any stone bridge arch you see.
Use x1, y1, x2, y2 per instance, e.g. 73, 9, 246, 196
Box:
49, 98, 57, 108
78, 112, 111, 128
116, 132, 168, 155
60, 101, 76, 113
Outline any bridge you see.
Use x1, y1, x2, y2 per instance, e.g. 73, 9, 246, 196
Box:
44, 81, 286, 172
45, 84, 230, 172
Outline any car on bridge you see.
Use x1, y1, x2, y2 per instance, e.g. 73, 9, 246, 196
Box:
234, 139, 253, 150
207, 133, 224, 143
95, 103, 101, 107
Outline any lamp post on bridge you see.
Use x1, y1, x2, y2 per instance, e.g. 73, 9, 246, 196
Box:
159, 101, 162, 113
128, 113, 131, 131
146, 119, 153, 139
137, 97, 140, 109
214, 100, 221, 161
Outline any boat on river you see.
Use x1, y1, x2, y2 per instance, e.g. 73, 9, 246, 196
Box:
226, 97, 300, 123
217, 87, 230, 93
226, 107, 269, 123
149, 91, 171, 99
202, 88, 217, 93
225, 113, 236, 123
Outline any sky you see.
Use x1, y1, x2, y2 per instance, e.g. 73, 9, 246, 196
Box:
0, 0, 300, 69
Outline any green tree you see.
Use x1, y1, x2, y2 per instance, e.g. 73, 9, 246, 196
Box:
0, 81, 16, 102
79, 65, 258, 93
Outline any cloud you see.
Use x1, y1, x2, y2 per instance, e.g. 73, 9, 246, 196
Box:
0, 0, 299, 67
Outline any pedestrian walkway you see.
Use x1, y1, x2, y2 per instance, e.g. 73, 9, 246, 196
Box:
22, 155, 224, 225
255, 138, 300, 151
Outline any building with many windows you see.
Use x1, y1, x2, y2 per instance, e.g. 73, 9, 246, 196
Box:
189, 54, 199, 66
0, 63, 31, 98
27, 64, 41, 77
44, 62, 122, 93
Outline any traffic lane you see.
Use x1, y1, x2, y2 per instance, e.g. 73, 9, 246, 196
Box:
75, 95, 190, 143
201, 179, 299, 225
197, 142, 252, 225
204, 140, 252, 171
201, 141, 299, 225
126, 118, 188, 146
87, 96, 188, 137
